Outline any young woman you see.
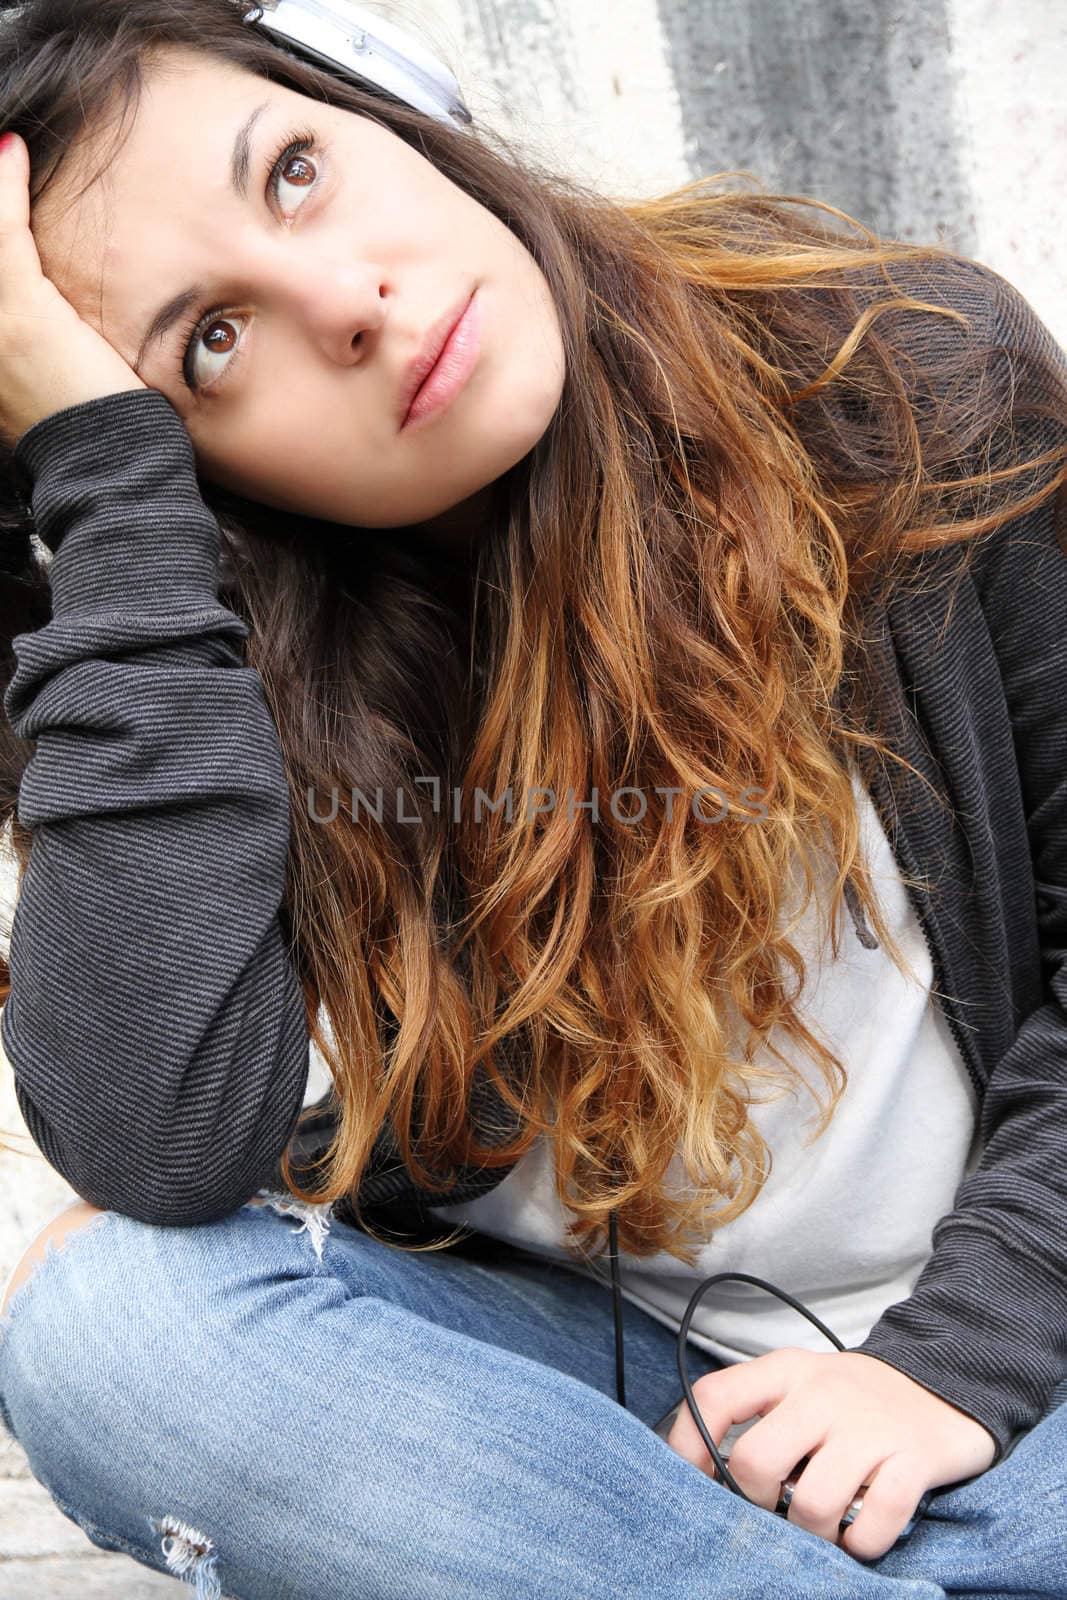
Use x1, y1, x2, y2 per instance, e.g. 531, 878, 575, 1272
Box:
0, 1, 1064, 1595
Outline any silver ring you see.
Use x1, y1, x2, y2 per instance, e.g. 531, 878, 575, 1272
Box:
776, 1469, 866, 1529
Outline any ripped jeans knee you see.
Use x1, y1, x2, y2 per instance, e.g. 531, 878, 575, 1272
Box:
0, 1189, 339, 1599
149, 1513, 224, 1599
245, 1188, 335, 1263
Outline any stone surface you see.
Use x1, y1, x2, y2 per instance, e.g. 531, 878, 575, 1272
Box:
1, 1558, 178, 1598
0, 1444, 178, 1590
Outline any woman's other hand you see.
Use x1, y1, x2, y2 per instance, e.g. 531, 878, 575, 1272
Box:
666, 1346, 997, 1561
0, 130, 146, 451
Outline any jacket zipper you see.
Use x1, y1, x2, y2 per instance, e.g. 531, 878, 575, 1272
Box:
863, 754, 985, 1104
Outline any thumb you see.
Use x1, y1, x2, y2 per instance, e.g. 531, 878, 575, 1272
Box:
0, 131, 47, 291
0, 129, 31, 221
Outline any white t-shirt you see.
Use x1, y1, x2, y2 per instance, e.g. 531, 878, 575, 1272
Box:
430, 765, 984, 1366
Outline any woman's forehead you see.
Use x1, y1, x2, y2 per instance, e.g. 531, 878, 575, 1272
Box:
33, 48, 285, 239
29, 54, 290, 325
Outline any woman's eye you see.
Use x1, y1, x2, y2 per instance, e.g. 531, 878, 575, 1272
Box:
185, 314, 245, 392
179, 138, 321, 392
274, 146, 319, 213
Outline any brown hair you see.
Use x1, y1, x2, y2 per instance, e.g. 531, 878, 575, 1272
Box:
0, 0, 1063, 1265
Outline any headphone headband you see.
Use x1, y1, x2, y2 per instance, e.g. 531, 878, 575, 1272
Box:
0, 1, 473, 130
248, 0, 472, 127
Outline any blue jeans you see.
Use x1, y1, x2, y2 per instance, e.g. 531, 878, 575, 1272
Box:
1, 1194, 1064, 1599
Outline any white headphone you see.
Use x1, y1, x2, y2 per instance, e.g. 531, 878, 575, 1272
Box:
248, 0, 472, 128
0, 1, 473, 130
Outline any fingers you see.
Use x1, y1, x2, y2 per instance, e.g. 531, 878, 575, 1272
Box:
0, 130, 31, 240
725, 1401, 826, 1512
665, 1350, 937, 1560
666, 1352, 795, 1491
782, 1439, 875, 1544
0, 129, 145, 447
838, 1453, 929, 1563
0, 130, 47, 335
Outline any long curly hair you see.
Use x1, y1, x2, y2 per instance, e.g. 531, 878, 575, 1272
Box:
0, 0, 1064, 1265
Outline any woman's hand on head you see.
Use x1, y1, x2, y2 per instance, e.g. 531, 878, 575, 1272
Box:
666, 1347, 997, 1562
0, 131, 146, 451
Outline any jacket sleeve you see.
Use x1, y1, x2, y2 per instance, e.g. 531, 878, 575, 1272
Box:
0, 387, 310, 1226
853, 264, 1067, 1461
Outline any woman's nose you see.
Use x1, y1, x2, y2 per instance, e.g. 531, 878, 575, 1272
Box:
267, 252, 388, 366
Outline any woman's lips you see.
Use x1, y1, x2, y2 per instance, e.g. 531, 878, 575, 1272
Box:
400, 289, 482, 432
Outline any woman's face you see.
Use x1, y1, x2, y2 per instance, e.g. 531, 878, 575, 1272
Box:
30, 46, 567, 539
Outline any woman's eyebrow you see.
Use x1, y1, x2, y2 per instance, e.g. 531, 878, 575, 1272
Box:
131, 99, 272, 375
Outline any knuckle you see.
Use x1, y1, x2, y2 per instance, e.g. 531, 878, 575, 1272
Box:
724, 1437, 757, 1478
843, 1527, 890, 1562
843, 1515, 899, 1562
874, 1479, 919, 1520
789, 1491, 841, 1528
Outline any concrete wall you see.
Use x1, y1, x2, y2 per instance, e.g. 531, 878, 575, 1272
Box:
399, 0, 1067, 346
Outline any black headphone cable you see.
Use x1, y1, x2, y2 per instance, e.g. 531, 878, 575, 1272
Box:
606, 1209, 935, 1541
